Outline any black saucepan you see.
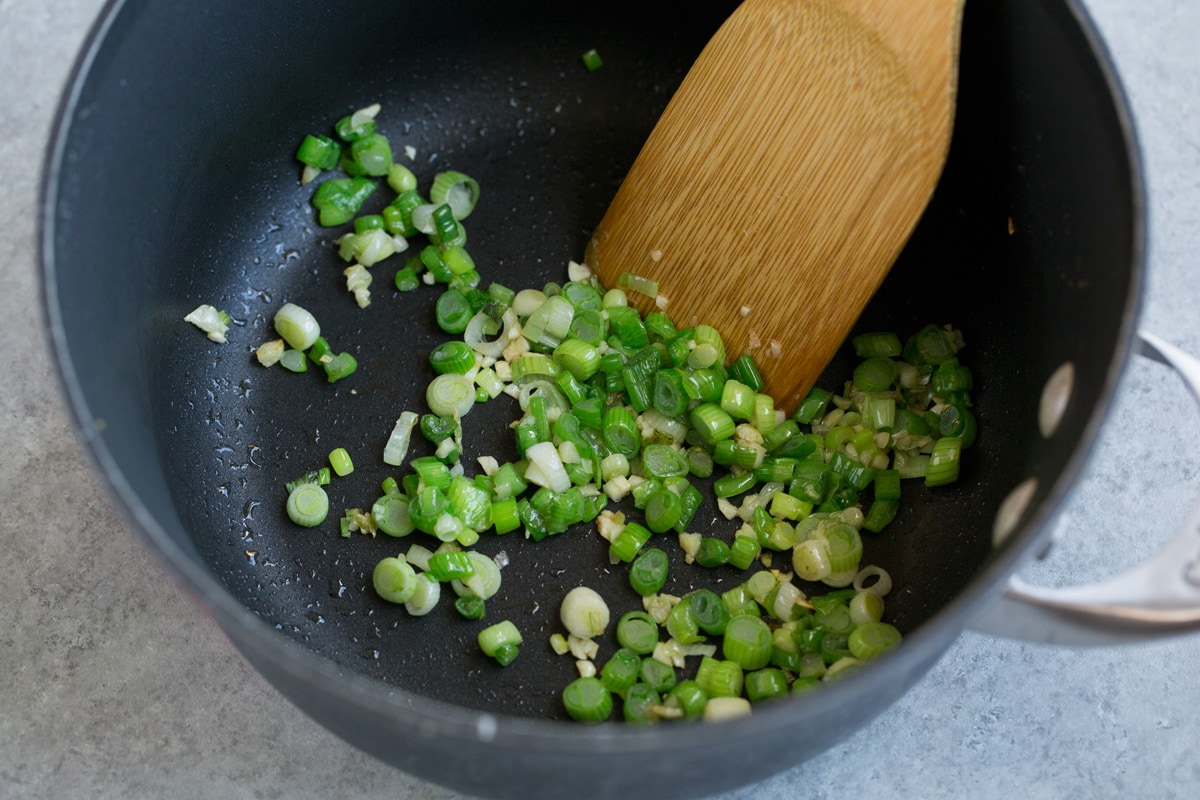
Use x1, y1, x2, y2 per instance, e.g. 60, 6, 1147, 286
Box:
42, 0, 1147, 797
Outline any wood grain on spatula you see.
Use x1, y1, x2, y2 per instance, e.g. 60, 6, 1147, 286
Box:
586, 0, 964, 411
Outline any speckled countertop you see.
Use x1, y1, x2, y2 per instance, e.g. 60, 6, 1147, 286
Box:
3, 0, 1199, 798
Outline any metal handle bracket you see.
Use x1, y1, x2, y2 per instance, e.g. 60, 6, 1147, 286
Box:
970, 331, 1200, 645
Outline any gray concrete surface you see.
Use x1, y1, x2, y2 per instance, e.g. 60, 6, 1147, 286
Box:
3, 0, 1199, 798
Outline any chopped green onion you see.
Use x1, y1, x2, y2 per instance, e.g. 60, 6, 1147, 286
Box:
491, 497, 520, 534
644, 489, 683, 534
286, 468, 330, 494
695, 537, 730, 568
382, 411, 419, 467
279, 349, 307, 372
322, 351, 357, 383
690, 403, 736, 446
744, 667, 789, 703
852, 331, 903, 359
419, 413, 458, 444
602, 406, 640, 458
666, 680, 708, 719
723, 615, 773, 670
639, 657, 677, 694
720, 379, 755, 421
311, 176, 375, 226
394, 266, 420, 292
451, 551, 504, 599
274, 303, 320, 351
853, 357, 899, 393
407, 486, 448, 534
296, 134, 341, 171
562, 676, 612, 722
568, 308, 607, 345
427, 550, 475, 582
560, 586, 610, 639
478, 620, 523, 665
753, 394, 776, 435
643, 311, 676, 341
412, 456, 452, 490
430, 203, 465, 247
447, 478, 493, 533
925, 436, 963, 487
328, 447, 354, 477
562, 281, 602, 310
848, 621, 902, 659
609, 520, 653, 563
334, 105, 379, 141
346, 132, 393, 176
651, 369, 688, 417
403, 572, 441, 616
371, 493, 414, 537
728, 534, 762, 570
429, 170, 481, 220
713, 470, 757, 499
427, 374, 476, 419
580, 48, 604, 72
938, 404, 977, 447
554, 338, 602, 381
372, 557, 418, 604
863, 499, 899, 533
823, 522, 864, 573
729, 354, 764, 392
385, 191, 425, 237
688, 324, 724, 369
666, 597, 702, 644
792, 538, 832, 582
904, 324, 961, 365
435, 288, 474, 334
849, 590, 885, 625
600, 648, 641, 695
524, 441, 572, 493
429, 340, 476, 375
694, 656, 743, 698
615, 610, 659, 655
688, 588, 730, 635
455, 594, 486, 620
606, 306, 650, 350
618, 271, 659, 298
792, 386, 833, 425
286, 483, 329, 527
629, 547, 669, 597
386, 163, 418, 193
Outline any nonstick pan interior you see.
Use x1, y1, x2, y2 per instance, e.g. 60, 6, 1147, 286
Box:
48, 0, 1140, 743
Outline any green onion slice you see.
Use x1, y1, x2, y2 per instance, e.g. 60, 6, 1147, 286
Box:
427, 374, 476, 419
429, 170, 481, 220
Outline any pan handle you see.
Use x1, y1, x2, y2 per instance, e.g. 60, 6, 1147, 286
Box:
969, 330, 1200, 645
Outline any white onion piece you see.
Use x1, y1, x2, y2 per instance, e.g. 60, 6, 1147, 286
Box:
523, 441, 571, 493
560, 586, 610, 639
512, 288, 547, 317
382, 411, 419, 466
703, 697, 751, 722
463, 310, 514, 358
273, 302, 320, 350
516, 380, 569, 413
451, 551, 503, 600
773, 581, 806, 621
852, 565, 893, 597
410, 204, 440, 235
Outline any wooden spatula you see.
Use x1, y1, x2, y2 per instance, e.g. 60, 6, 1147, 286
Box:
585, 0, 965, 411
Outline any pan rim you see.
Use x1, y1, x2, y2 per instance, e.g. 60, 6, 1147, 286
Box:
38, 0, 1146, 760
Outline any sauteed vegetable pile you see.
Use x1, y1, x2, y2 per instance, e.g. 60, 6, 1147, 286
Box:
185, 103, 975, 724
